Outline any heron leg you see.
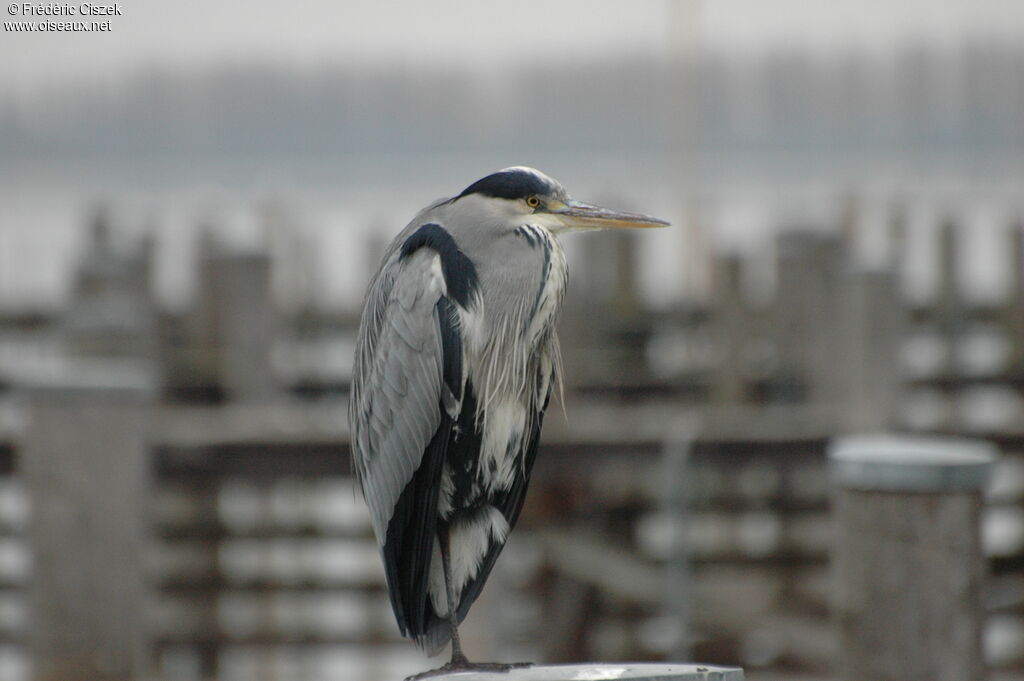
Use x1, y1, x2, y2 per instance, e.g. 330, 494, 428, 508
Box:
404, 524, 533, 680
439, 523, 469, 668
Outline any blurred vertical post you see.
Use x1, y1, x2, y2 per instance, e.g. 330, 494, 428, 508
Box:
774, 232, 844, 403
197, 244, 278, 402
665, 0, 700, 662
936, 217, 963, 374
840, 266, 904, 430
668, 0, 704, 303
710, 253, 748, 404
838, 197, 904, 430
1008, 222, 1024, 370
22, 382, 154, 681
830, 434, 995, 681
661, 415, 699, 662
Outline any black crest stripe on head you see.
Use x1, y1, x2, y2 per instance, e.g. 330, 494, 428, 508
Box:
456, 168, 554, 201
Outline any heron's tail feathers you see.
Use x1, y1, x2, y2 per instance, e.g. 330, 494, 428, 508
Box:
418, 618, 453, 657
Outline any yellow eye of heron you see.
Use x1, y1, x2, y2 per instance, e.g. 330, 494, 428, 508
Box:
526, 196, 541, 208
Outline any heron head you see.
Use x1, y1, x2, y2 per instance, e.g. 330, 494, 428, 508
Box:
454, 166, 669, 234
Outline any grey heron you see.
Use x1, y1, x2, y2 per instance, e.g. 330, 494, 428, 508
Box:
349, 166, 666, 675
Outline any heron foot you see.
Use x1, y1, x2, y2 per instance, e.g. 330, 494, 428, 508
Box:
405, 661, 533, 679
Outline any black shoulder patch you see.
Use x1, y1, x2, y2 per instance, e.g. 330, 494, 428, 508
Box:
400, 223, 480, 307
435, 298, 462, 396
456, 168, 556, 201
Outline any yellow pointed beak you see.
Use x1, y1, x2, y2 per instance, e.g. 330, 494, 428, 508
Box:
552, 200, 669, 231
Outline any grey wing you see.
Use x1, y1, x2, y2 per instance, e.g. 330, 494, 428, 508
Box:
349, 247, 452, 543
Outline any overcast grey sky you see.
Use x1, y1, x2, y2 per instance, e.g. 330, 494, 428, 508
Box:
3, 0, 1024, 97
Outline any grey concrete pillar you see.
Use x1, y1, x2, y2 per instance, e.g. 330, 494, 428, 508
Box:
22, 385, 154, 681
1008, 223, 1024, 369
198, 250, 277, 402
936, 218, 964, 370
830, 434, 996, 681
775, 232, 845, 403
840, 268, 904, 431
710, 254, 748, 405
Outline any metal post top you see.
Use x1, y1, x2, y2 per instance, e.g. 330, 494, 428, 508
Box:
421, 663, 743, 681
829, 433, 997, 492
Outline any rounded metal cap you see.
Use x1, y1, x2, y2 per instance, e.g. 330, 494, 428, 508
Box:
829, 433, 996, 492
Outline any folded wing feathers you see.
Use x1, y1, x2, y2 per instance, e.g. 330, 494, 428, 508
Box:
352, 250, 449, 543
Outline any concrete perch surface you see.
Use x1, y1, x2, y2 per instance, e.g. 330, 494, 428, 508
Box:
421, 663, 743, 681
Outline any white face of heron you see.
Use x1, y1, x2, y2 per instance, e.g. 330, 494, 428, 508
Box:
445, 192, 561, 233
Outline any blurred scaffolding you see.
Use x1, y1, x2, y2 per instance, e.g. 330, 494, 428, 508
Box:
2, 10, 1024, 681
